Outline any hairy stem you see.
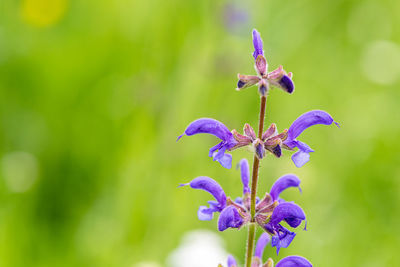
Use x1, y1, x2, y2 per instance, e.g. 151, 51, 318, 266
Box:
245, 95, 267, 267
244, 223, 256, 267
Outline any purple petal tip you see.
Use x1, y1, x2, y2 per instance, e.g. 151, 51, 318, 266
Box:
279, 75, 294, 93
176, 134, 184, 142
252, 29, 264, 60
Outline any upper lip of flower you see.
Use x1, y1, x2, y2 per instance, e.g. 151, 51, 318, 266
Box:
284, 110, 340, 167
177, 118, 238, 169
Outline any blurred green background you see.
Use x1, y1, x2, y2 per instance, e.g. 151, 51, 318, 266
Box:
1, 0, 400, 266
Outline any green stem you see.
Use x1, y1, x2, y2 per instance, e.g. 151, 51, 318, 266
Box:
244, 95, 267, 267
244, 223, 256, 267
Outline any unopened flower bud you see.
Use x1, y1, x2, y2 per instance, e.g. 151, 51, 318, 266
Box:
263, 258, 274, 267
254, 139, 266, 159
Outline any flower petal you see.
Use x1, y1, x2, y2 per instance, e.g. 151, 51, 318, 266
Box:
270, 174, 301, 201
239, 159, 250, 194
270, 226, 296, 254
284, 110, 338, 167
291, 150, 310, 168
278, 75, 295, 93
270, 202, 306, 228
198, 205, 216, 221
252, 29, 264, 60
217, 153, 233, 169
177, 118, 234, 142
218, 206, 244, 231
276, 256, 313, 267
227, 255, 238, 267
286, 110, 338, 142
183, 176, 227, 208
254, 233, 271, 259
178, 118, 237, 168
212, 146, 233, 169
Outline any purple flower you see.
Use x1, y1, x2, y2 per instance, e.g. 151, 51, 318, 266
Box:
263, 202, 306, 254
237, 29, 294, 95
180, 175, 250, 230
180, 161, 305, 246
270, 174, 301, 202
229, 111, 338, 167
283, 110, 339, 168
180, 176, 227, 221
275, 256, 313, 267
219, 205, 244, 231
251, 174, 304, 254
239, 158, 250, 194
177, 118, 238, 169
276, 256, 312, 267
224, 234, 312, 266
227, 255, 238, 267
254, 233, 271, 260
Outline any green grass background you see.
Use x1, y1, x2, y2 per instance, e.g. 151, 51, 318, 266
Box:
1, 0, 400, 266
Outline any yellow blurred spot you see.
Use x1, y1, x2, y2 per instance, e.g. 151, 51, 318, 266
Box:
21, 0, 68, 27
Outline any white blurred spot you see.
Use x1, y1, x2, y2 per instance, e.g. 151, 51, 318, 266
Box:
347, 1, 392, 44
361, 40, 400, 85
1, 151, 38, 192
166, 230, 229, 267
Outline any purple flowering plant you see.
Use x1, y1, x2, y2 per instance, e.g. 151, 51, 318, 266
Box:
178, 29, 339, 266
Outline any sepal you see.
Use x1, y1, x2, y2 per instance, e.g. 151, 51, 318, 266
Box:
237, 74, 260, 90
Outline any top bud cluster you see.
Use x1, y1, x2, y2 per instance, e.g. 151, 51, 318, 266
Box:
177, 29, 339, 267
237, 30, 294, 96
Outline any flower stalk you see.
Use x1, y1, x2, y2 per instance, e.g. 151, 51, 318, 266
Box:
245, 222, 256, 267
178, 29, 338, 267
246, 95, 267, 267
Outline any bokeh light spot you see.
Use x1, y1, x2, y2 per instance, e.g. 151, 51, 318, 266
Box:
1, 151, 38, 193
21, 0, 68, 27
361, 40, 400, 85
